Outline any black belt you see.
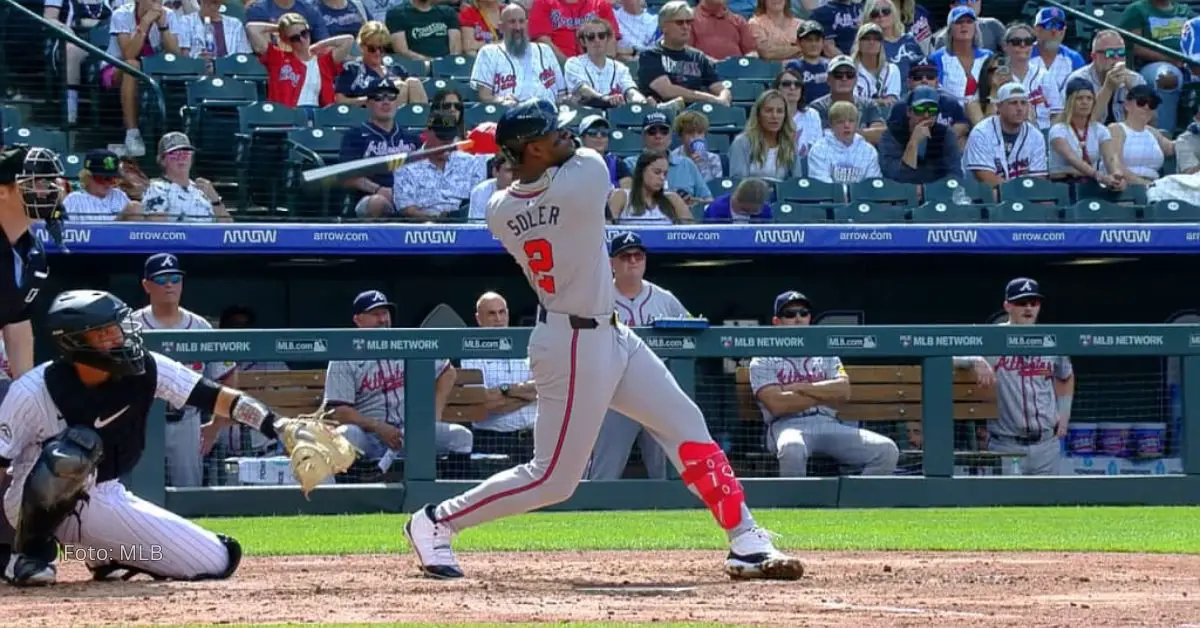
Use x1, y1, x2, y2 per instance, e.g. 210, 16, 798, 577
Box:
536, 308, 616, 329
997, 431, 1052, 446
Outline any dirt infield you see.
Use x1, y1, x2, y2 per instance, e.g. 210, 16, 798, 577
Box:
3, 550, 1198, 626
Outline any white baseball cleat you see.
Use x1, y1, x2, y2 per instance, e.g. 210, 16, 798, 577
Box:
4, 553, 57, 586
404, 504, 464, 580
724, 527, 805, 581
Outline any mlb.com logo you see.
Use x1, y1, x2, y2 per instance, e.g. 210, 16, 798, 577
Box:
352, 338, 366, 351
462, 337, 514, 352
160, 340, 175, 353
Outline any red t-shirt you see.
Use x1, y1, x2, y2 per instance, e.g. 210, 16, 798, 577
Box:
459, 5, 499, 45
528, 0, 620, 58
260, 43, 341, 107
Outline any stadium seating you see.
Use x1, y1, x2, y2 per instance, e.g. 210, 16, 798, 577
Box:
313, 104, 368, 131
212, 54, 268, 99
849, 178, 920, 207
286, 127, 345, 217
924, 177, 989, 206
430, 55, 474, 81
776, 178, 846, 207
834, 202, 907, 223
465, 102, 506, 127
61, 153, 85, 181
1145, 199, 1200, 221
1065, 199, 1140, 222
394, 103, 432, 131
909, 201, 985, 223
686, 102, 746, 134
3, 126, 69, 156
988, 200, 1061, 222
609, 103, 655, 129
608, 129, 643, 156
234, 102, 308, 212
423, 77, 474, 101
708, 177, 742, 199
771, 201, 830, 223
1000, 177, 1072, 208
714, 56, 779, 82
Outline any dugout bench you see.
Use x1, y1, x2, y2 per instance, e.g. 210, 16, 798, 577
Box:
230, 368, 504, 481
733, 365, 1004, 476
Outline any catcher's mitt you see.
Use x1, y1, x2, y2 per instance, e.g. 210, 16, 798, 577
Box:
275, 404, 360, 498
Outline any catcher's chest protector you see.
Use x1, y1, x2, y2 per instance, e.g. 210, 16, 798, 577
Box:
44, 359, 158, 483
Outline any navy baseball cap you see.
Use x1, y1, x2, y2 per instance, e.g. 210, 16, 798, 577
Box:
774, 290, 811, 315
1035, 6, 1066, 28
642, 111, 670, 132
365, 76, 401, 97
909, 86, 940, 107
609, 231, 646, 257
353, 289, 396, 315
84, 149, 121, 177
144, 253, 184, 279
1005, 278, 1043, 302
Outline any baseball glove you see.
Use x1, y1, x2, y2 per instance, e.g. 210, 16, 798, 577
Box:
275, 404, 360, 498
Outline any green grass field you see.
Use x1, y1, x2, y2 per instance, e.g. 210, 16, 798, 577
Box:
195, 506, 1200, 556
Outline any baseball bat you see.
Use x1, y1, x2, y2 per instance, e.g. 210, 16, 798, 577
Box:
301, 140, 474, 184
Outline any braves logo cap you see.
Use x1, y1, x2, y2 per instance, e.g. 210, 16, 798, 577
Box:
1005, 277, 1043, 302
609, 231, 646, 257
354, 290, 396, 315
144, 252, 184, 279
773, 290, 811, 315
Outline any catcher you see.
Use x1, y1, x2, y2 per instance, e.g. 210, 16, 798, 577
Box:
0, 289, 356, 586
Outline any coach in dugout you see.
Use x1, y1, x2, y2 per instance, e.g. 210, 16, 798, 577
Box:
954, 278, 1075, 475
749, 291, 898, 477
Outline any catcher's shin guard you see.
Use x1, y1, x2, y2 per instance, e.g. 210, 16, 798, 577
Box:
14, 427, 102, 556
678, 441, 745, 531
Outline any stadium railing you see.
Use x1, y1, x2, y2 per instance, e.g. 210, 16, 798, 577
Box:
131, 324, 1200, 517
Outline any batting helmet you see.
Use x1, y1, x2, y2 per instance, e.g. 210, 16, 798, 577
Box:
496, 99, 577, 165
46, 290, 146, 377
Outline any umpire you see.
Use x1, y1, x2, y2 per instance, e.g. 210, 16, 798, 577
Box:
0, 145, 63, 575
954, 278, 1076, 475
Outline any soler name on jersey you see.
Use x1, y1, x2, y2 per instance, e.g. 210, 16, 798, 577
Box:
505, 204, 561, 237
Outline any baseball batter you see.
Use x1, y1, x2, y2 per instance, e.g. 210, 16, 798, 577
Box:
133, 253, 237, 488
404, 98, 804, 581
954, 278, 1074, 475
750, 291, 899, 477
585, 232, 688, 481
325, 290, 473, 463
0, 290, 309, 585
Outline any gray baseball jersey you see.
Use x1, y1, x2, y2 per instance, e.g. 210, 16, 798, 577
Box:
614, 280, 689, 326
960, 354, 1073, 437
323, 358, 452, 426
748, 356, 848, 424
133, 306, 235, 487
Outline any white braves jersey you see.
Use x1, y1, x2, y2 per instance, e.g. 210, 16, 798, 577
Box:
62, 188, 132, 222
806, 132, 882, 184
854, 62, 900, 102
0, 352, 200, 520
142, 178, 217, 222
563, 54, 637, 99
748, 356, 847, 424
964, 116, 1048, 181
1012, 65, 1064, 130
470, 42, 566, 102
614, 279, 689, 326
487, 147, 614, 318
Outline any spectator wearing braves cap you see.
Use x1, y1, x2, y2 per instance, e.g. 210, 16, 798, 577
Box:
341, 77, 421, 218
1029, 7, 1085, 95
879, 86, 963, 184
963, 82, 1049, 184
929, 7, 995, 107
625, 111, 711, 206
889, 58, 970, 146
789, 21, 830, 104
930, 0, 1004, 52
62, 149, 143, 222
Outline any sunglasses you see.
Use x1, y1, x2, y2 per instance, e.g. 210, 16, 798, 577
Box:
1041, 20, 1065, 31
869, 6, 892, 18
582, 31, 610, 41
364, 44, 386, 53
830, 71, 856, 80
617, 250, 646, 261
152, 274, 183, 286
1134, 97, 1159, 110
1010, 298, 1040, 307
436, 101, 464, 111
1007, 36, 1035, 47
645, 127, 671, 136
91, 174, 118, 184
911, 103, 939, 116
583, 129, 610, 138
911, 70, 937, 81
368, 92, 398, 102
288, 28, 311, 43
778, 79, 802, 88
860, 32, 883, 41
778, 308, 811, 319
1102, 47, 1126, 59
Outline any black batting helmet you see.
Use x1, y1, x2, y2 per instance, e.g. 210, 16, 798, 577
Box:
496, 99, 577, 165
46, 290, 146, 377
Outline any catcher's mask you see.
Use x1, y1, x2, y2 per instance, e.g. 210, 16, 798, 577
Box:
496, 98, 577, 165
47, 290, 147, 377
16, 147, 68, 248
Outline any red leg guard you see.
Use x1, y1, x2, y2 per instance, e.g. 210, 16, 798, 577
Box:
678, 441, 745, 530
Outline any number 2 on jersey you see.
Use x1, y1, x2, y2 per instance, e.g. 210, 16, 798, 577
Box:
523, 239, 556, 294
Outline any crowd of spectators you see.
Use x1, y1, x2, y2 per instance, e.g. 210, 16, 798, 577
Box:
7, 0, 1200, 222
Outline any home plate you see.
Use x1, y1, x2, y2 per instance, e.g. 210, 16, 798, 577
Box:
576, 585, 699, 597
